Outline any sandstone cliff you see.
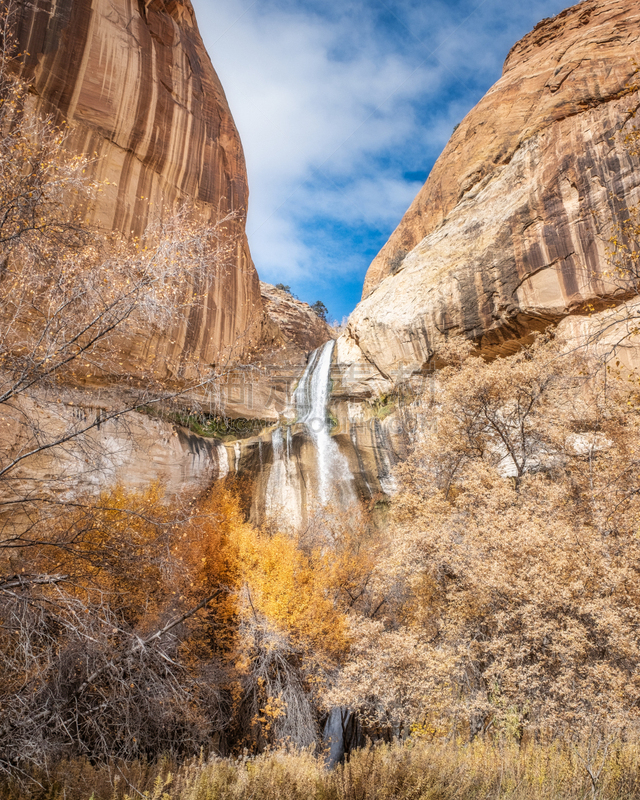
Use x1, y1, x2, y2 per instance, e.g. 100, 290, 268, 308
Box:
12, 0, 262, 376
344, 0, 640, 385
1, 0, 343, 515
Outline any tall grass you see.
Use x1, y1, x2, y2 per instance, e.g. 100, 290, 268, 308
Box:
3, 736, 640, 800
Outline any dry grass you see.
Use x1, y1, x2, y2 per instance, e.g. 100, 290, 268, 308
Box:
3, 735, 640, 800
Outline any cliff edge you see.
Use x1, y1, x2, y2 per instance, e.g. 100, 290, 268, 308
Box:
344, 0, 640, 386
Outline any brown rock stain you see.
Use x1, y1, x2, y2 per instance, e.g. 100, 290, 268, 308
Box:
12, 0, 263, 380
363, 0, 640, 300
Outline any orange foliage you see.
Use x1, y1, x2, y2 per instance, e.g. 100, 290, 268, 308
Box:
7, 484, 173, 627
238, 526, 348, 659
174, 483, 246, 659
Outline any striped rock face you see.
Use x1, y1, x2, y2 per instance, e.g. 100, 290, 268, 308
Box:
344, 0, 640, 383
13, 0, 262, 379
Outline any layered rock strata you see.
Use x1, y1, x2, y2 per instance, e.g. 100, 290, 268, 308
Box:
4, 0, 343, 515
12, 0, 262, 377
0, 386, 232, 530
344, 0, 640, 386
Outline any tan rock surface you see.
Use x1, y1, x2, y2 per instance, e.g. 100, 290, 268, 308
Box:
212, 283, 332, 422
259, 283, 333, 363
0, 389, 232, 520
346, 0, 640, 382
555, 299, 640, 371
13, 0, 262, 376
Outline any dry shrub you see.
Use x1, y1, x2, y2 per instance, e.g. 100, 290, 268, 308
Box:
0, 473, 360, 778
4, 735, 640, 800
0, 485, 235, 775
328, 336, 640, 740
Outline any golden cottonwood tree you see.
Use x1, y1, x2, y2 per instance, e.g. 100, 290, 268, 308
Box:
183, 488, 356, 751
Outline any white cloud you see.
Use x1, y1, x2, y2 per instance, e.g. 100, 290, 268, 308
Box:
191, 0, 574, 315
297, 176, 425, 228
198, 5, 438, 179
247, 214, 313, 284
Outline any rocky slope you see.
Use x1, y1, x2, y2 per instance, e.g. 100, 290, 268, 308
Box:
342, 0, 640, 388
12, 0, 262, 376
260, 284, 332, 364
215, 283, 333, 421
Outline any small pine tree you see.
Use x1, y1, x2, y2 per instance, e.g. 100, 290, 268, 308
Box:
311, 300, 328, 322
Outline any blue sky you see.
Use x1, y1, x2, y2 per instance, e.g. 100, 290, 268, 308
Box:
191, 0, 574, 323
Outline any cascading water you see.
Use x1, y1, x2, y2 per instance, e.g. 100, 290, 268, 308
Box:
293, 339, 356, 507
265, 425, 302, 529
264, 339, 356, 525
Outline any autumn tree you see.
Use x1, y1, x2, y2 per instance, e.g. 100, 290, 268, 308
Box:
183, 491, 356, 751
0, 468, 375, 779
0, 3, 261, 779
0, 486, 233, 775
328, 336, 640, 742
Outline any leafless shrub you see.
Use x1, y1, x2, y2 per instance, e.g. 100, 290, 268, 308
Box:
0, 488, 236, 779
235, 608, 318, 751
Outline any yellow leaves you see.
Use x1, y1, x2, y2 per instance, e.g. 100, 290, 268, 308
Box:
46, 484, 171, 619
256, 695, 287, 731
181, 484, 350, 669
236, 526, 349, 660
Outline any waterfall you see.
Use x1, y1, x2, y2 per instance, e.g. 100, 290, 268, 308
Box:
323, 707, 359, 765
217, 444, 229, 480
293, 345, 324, 425
294, 339, 356, 508
263, 339, 356, 525
265, 426, 302, 529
